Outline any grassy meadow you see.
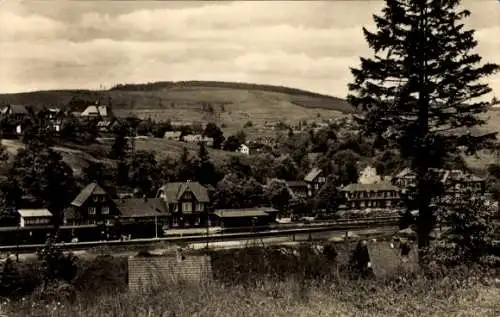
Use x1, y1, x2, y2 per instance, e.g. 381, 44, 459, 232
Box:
0, 242, 499, 317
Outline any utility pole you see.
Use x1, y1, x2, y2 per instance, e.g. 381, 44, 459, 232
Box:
155, 215, 158, 239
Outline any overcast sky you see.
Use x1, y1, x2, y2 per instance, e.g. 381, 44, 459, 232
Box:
0, 0, 498, 98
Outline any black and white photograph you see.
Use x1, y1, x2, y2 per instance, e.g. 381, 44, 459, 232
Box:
0, 0, 499, 316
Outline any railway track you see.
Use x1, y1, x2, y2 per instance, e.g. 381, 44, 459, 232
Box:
0, 216, 401, 254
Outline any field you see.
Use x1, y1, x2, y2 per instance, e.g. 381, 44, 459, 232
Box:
0, 81, 352, 139
0, 243, 498, 317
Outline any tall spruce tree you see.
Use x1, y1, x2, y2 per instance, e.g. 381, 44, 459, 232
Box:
347, 0, 499, 253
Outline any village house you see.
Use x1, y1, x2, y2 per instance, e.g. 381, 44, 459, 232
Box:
340, 183, 402, 211
238, 144, 250, 155
64, 182, 119, 226
1, 104, 30, 135
17, 209, 53, 227
358, 166, 392, 185
164, 131, 182, 140
182, 134, 203, 143
304, 168, 327, 198
392, 168, 486, 197
156, 181, 210, 228
80, 102, 114, 120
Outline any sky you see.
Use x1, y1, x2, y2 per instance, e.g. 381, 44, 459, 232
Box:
0, 0, 499, 99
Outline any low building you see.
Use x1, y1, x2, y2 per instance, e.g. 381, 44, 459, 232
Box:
340, 183, 402, 211
156, 181, 210, 228
113, 197, 170, 238
114, 197, 170, 224
304, 168, 327, 197
182, 134, 203, 143
213, 207, 278, 228
17, 209, 53, 227
164, 131, 182, 140
238, 144, 250, 155
128, 254, 213, 293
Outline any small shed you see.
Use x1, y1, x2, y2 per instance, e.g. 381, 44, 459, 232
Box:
213, 207, 278, 228
128, 254, 213, 293
17, 209, 53, 227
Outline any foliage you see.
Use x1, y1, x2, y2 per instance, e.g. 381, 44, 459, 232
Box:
347, 0, 499, 250
203, 122, 225, 149
126, 150, 161, 196
223, 135, 242, 152
431, 193, 499, 266
9, 140, 76, 225
195, 143, 219, 186
108, 123, 129, 160
312, 175, 344, 213
264, 179, 292, 214
212, 173, 264, 209
37, 234, 78, 285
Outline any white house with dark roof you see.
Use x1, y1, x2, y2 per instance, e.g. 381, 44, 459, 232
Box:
238, 144, 250, 155
17, 209, 53, 227
156, 181, 210, 227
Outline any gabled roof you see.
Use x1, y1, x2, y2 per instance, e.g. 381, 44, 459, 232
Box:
158, 181, 210, 203
1, 104, 29, 115
71, 182, 108, 207
214, 207, 278, 218
18, 209, 52, 218
304, 168, 323, 182
80, 105, 111, 117
113, 198, 169, 218
341, 182, 400, 192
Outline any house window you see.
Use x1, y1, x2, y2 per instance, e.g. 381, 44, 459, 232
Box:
88, 207, 96, 215
182, 202, 192, 212
102, 207, 110, 215
183, 192, 193, 200
89, 219, 97, 225
197, 203, 204, 212
93, 195, 99, 202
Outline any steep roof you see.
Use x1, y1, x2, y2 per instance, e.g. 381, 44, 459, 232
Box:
158, 181, 210, 203
80, 105, 111, 117
341, 182, 400, 192
71, 182, 108, 207
1, 104, 29, 115
18, 209, 52, 218
113, 198, 169, 218
304, 168, 323, 182
214, 207, 278, 218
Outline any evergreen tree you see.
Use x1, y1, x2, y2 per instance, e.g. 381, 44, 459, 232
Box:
196, 143, 217, 185
347, 0, 499, 253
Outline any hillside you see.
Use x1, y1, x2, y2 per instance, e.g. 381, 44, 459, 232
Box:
0, 81, 354, 137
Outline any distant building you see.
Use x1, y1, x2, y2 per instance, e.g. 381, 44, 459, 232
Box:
213, 207, 278, 228
340, 183, 402, 211
80, 103, 114, 119
358, 166, 391, 185
182, 134, 203, 143
164, 131, 182, 140
17, 209, 53, 227
304, 168, 327, 197
238, 144, 250, 155
64, 182, 118, 226
1, 104, 29, 118
156, 181, 210, 228
392, 168, 486, 198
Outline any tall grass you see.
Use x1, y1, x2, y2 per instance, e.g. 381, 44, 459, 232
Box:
0, 243, 498, 317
